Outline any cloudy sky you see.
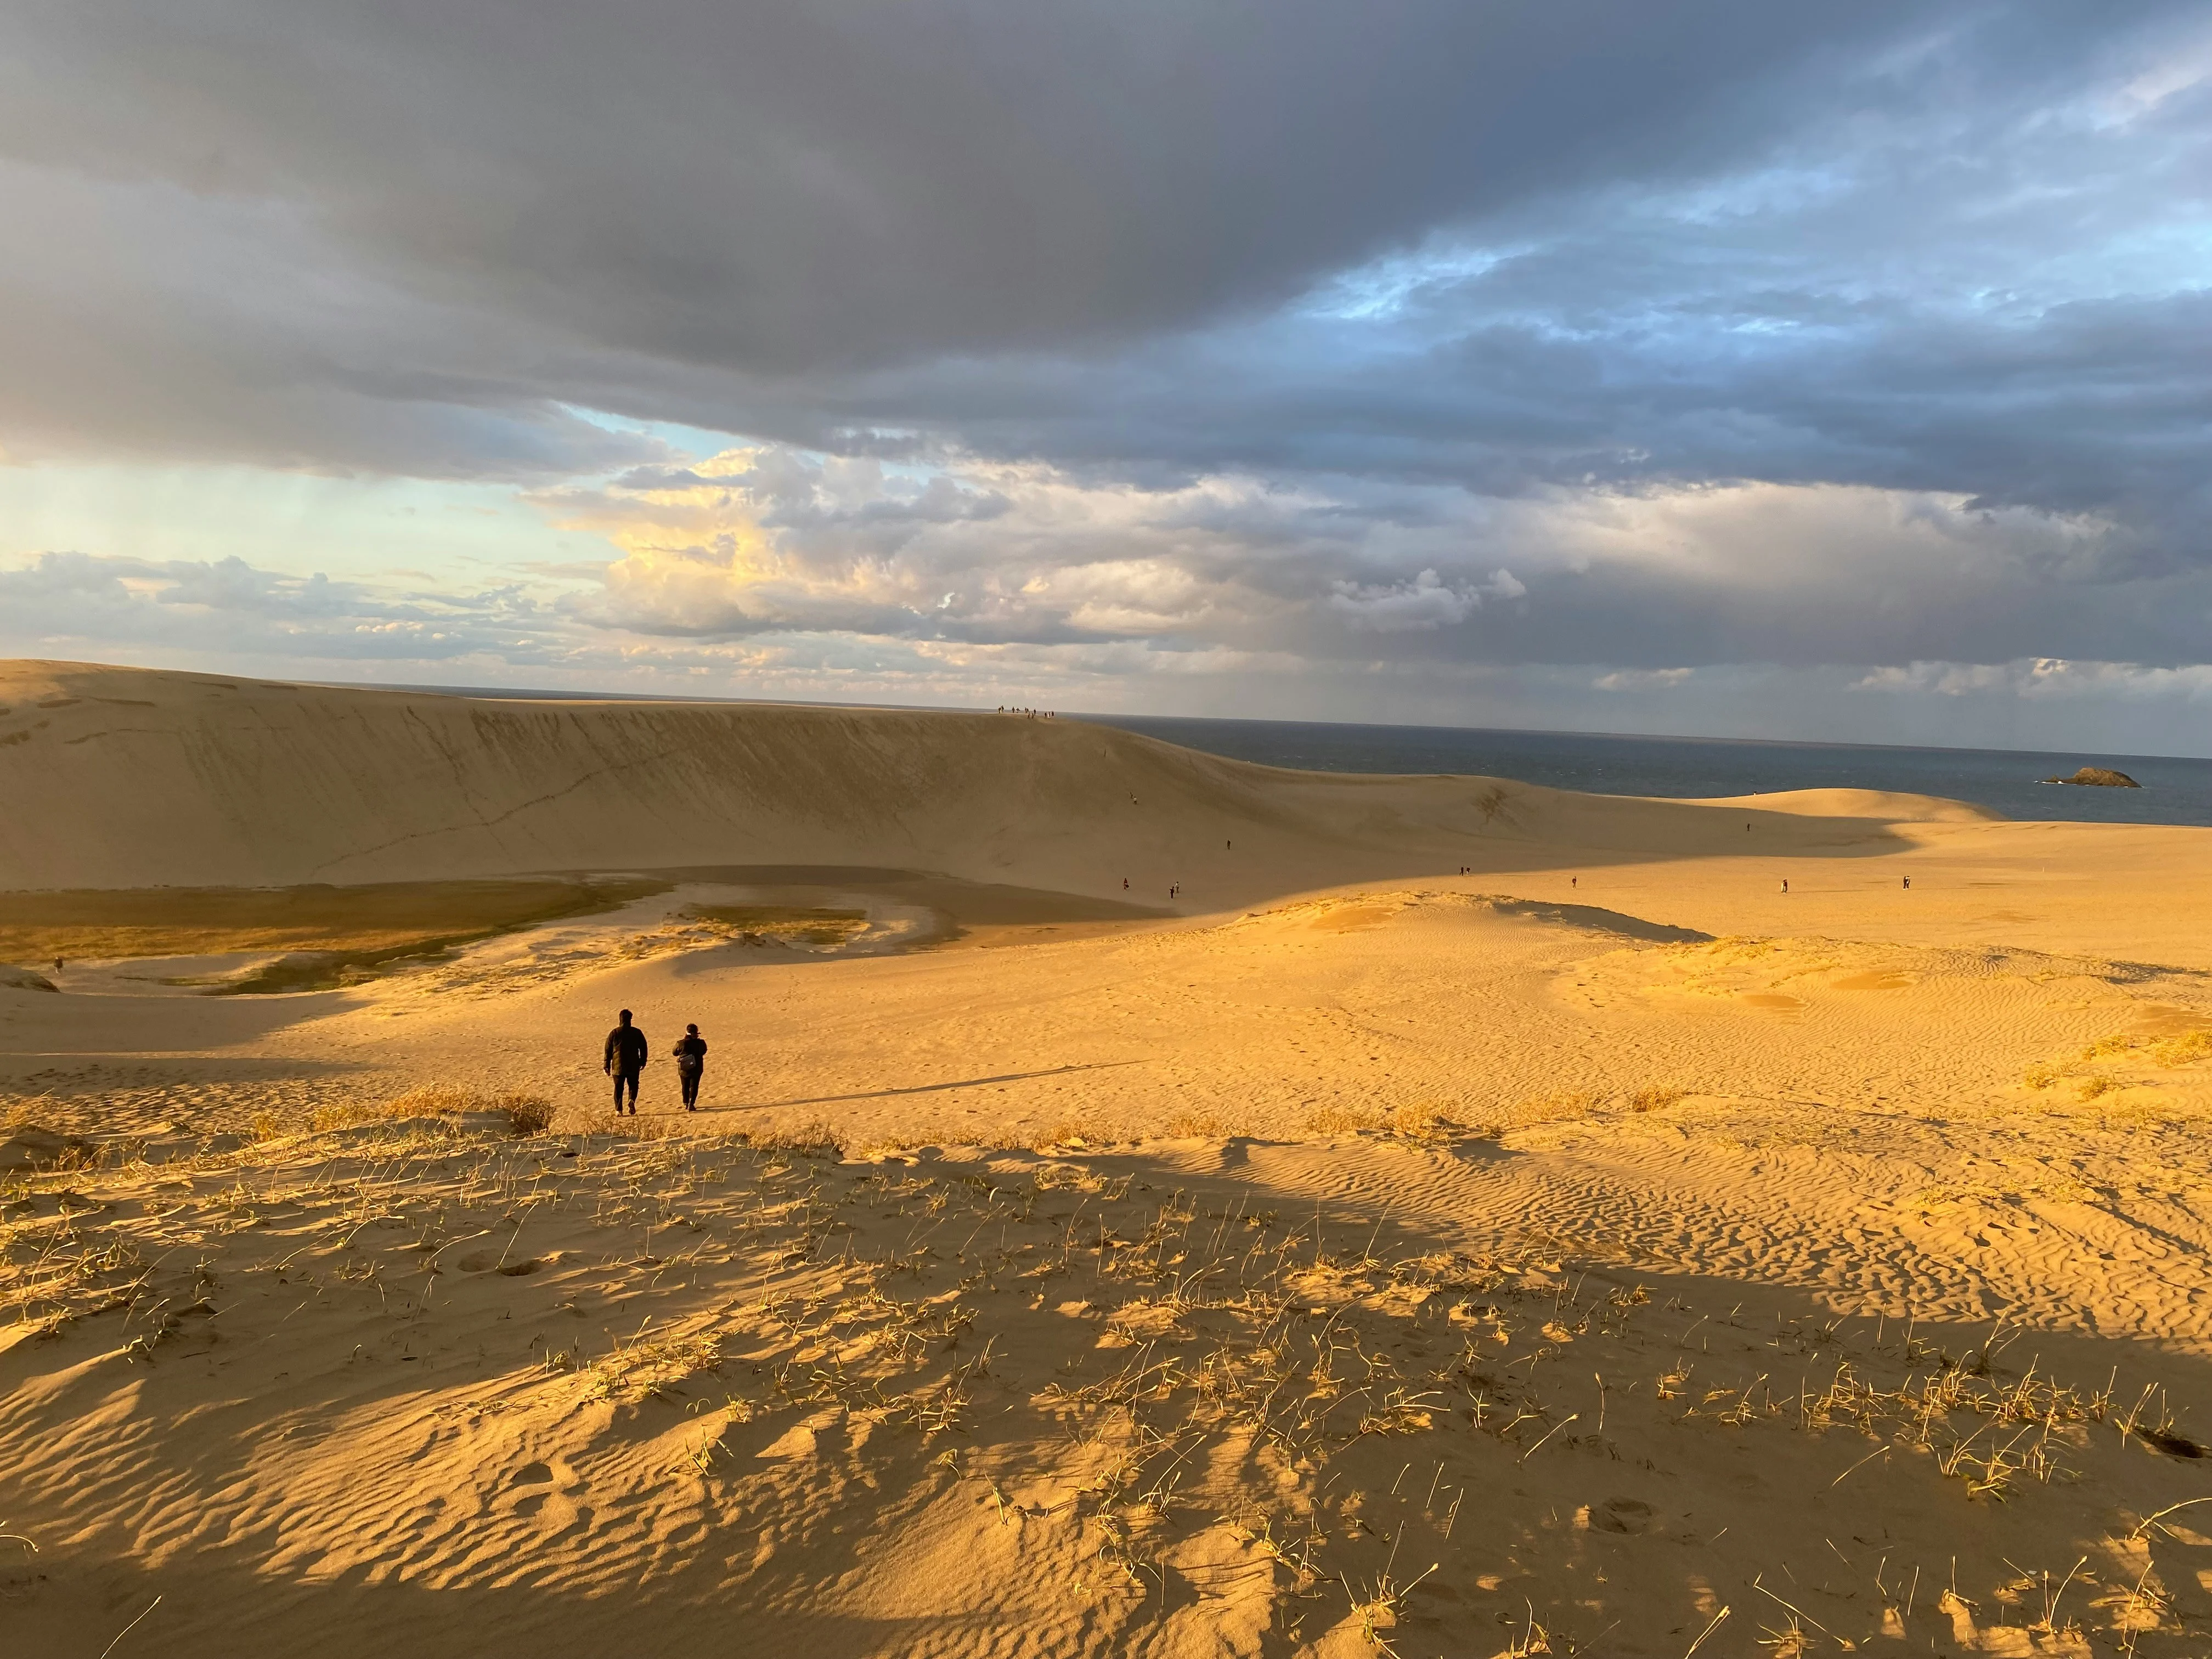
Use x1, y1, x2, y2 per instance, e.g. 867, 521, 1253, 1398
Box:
4, 1, 2210, 752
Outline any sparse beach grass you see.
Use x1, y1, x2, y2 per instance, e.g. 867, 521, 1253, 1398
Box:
8, 1109, 2210, 1652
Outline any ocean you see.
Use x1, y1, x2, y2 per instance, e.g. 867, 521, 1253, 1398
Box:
1080, 714, 2212, 828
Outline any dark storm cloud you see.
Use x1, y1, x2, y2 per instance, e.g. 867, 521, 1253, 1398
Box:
2, 0, 2210, 684
0, 0, 1950, 369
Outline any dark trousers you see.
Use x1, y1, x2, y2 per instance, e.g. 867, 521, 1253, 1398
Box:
612, 1068, 640, 1111
680, 1068, 702, 1108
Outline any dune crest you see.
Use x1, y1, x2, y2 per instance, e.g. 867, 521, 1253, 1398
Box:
2, 660, 1964, 895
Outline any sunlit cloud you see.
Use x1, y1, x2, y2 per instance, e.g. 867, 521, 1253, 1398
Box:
0, 1, 2208, 750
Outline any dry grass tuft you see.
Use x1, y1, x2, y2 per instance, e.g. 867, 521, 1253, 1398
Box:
1303, 1102, 1479, 1144
1627, 1085, 1685, 1114
1305, 1102, 1386, 1136
589, 1323, 726, 1402
2025, 1025, 2212, 1096
986, 1118, 1116, 1152
1, 1096, 58, 1132
735, 1120, 846, 1159
501, 1095, 556, 1136
1514, 1090, 1599, 1126
309, 1086, 555, 1136
2151, 1028, 2212, 1066
381, 1084, 491, 1119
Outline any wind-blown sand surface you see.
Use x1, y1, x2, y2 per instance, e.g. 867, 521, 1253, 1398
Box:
5, 660, 2212, 1656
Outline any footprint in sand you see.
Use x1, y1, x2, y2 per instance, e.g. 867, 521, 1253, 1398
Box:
505, 1458, 589, 1528
1584, 1497, 1658, 1534
509, 1462, 554, 1515
454, 1249, 559, 1276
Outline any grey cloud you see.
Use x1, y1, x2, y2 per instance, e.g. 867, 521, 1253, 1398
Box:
0, 1, 1954, 372
4, 1, 2139, 473
1327, 570, 1482, 632
2, 0, 2210, 700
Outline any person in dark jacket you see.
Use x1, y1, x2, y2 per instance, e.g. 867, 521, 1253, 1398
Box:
673, 1023, 708, 1110
604, 1009, 648, 1113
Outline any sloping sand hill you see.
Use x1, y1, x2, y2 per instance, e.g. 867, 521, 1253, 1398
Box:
0, 659, 1977, 897
7, 661, 2212, 1657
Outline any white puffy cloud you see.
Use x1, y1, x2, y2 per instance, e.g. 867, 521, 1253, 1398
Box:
1328, 571, 1480, 632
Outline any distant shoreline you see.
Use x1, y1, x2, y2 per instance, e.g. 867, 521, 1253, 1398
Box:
1085, 712, 2212, 828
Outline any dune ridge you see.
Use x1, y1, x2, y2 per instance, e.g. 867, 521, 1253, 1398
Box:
0, 660, 1967, 895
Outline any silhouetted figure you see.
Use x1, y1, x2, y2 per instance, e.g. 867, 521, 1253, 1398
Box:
604, 1008, 648, 1114
1902, 876, 1911, 890
674, 1023, 707, 1110
1781, 879, 1790, 894
1570, 877, 1577, 888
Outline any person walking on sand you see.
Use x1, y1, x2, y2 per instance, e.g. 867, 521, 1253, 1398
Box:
674, 1023, 708, 1111
604, 1008, 648, 1114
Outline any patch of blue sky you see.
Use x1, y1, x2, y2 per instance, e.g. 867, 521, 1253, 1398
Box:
2023, 218, 2212, 303
1297, 242, 1523, 324
555, 405, 741, 465
556, 404, 946, 490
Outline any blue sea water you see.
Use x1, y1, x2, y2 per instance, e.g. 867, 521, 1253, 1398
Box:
1080, 714, 2212, 828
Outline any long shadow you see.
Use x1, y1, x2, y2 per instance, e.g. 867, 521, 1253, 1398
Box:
701, 1059, 1144, 1113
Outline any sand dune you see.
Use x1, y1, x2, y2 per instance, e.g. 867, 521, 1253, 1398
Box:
1689, 785, 2001, 823
1, 659, 1965, 897
7, 661, 2212, 1656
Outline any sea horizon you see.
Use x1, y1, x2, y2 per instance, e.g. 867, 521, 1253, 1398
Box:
331, 675, 2212, 826
1080, 710, 2212, 828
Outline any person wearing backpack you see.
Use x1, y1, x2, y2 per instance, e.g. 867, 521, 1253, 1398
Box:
603, 1008, 649, 1114
674, 1023, 708, 1111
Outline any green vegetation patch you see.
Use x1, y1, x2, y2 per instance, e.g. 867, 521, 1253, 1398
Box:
683, 904, 869, 946
0, 876, 669, 990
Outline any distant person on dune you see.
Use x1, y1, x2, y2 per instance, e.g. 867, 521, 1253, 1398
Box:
674, 1024, 708, 1111
604, 1009, 648, 1114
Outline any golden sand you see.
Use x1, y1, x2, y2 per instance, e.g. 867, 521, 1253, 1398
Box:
4, 660, 2211, 1656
